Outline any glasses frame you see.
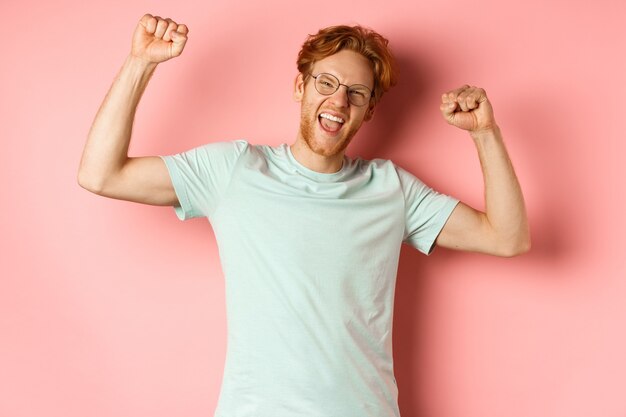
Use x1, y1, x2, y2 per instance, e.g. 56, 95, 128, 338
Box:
308, 73, 373, 107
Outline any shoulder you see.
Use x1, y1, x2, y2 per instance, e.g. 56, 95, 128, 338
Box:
181, 139, 251, 172
186, 139, 251, 156
354, 157, 424, 189
350, 154, 399, 175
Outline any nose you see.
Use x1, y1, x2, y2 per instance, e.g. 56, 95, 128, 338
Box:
328, 85, 350, 108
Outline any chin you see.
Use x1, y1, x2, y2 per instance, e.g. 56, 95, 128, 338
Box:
300, 118, 357, 158
304, 132, 351, 158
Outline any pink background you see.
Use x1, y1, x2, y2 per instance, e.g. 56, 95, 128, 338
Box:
1, 0, 624, 416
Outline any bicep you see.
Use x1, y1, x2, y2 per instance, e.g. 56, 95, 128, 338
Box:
96, 156, 179, 206
435, 201, 499, 254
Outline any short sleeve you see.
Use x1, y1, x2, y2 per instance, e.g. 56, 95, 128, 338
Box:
159, 139, 248, 220
396, 165, 460, 255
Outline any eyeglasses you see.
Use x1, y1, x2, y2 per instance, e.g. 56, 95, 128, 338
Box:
308, 73, 373, 107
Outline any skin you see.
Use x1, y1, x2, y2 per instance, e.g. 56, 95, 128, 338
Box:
291, 50, 375, 174
79, 14, 530, 257
291, 53, 530, 257
77, 14, 188, 205
436, 90, 531, 256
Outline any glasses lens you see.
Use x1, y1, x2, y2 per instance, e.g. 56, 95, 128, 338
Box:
315, 74, 339, 95
312, 73, 372, 106
348, 86, 371, 107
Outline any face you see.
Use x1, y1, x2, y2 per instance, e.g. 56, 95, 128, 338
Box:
293, 49, 375, 158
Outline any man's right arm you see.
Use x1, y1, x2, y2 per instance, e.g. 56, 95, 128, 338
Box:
77, 14, 189, 206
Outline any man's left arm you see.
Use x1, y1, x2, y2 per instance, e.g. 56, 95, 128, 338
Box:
435, 85, 531, 257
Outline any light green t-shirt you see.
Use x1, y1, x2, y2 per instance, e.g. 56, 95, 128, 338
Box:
159, 140, 459, 417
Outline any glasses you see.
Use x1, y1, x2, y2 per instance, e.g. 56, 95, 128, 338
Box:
308, 73, 373, 107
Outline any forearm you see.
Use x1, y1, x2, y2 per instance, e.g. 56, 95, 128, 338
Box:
78, 54, 157, 190
471, 125, 531, 253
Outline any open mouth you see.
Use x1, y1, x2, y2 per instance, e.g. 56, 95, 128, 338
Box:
318, 112, 345, 135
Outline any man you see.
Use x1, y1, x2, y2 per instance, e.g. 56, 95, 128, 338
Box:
78, 13, 530, 417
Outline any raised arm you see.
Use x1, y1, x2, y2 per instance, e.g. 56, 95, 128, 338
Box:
435, 85, 531, 257
77, 14, 189, 206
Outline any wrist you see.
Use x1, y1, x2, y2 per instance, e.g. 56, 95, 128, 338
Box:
126, 54, 158, 73
470, 124, 501, 141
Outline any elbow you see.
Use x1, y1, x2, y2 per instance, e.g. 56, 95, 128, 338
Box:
498, 234, 531, 258
77, 171, 104, 194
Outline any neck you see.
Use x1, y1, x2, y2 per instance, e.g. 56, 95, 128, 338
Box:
290, 137, 345, 174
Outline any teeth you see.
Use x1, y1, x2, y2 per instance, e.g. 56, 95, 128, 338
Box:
320, 113, 345, 123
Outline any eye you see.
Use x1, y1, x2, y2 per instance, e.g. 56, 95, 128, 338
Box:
349, 90, 367, 98
317, 74, 338, 88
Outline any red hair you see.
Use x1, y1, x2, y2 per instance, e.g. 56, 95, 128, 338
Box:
296, 25, 398, 106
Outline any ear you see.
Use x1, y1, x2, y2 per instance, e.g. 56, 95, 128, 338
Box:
364, 103, 375, 121
293, 73, 305, 102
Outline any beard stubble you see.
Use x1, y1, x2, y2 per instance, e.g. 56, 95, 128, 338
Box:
299, 101, 361, 158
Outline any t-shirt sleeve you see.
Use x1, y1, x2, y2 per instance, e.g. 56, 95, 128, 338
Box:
158, 139, 248, 221
396, 165, 460, 255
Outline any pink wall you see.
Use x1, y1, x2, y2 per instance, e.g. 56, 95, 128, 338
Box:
1, 0, 624, 416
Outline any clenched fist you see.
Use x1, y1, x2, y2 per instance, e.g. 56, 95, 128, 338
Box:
440, 85, 496, 134
131, 14, 189, 64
